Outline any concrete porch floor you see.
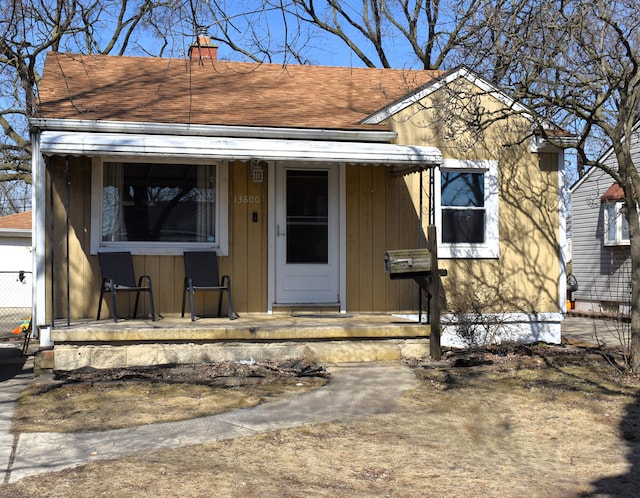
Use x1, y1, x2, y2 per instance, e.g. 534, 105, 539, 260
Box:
45, 313, 432, 370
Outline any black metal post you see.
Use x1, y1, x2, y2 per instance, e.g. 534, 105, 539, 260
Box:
49, 158, 55, 328
65, 157, 71, 326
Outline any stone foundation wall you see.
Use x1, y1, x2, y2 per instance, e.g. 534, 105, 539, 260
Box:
51, 339, 432, 371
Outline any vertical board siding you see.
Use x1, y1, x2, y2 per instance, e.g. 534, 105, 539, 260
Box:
229, 160, 268, 313
371, 166, 389, 311
49, 157, 101, 322
358, 165, 374, 309
345, 165, 425, 313
345, 164, 361, 309
230, 163, 250, 312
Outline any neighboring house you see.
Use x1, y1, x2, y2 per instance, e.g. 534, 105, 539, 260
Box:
570, 128, 640, 316
29, 35, 568, 349
0, 211, 32, 331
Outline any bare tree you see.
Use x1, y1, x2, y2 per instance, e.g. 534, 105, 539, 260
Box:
459, 0, 640, 370
0, 0, 183, 215
187, 1, 499, 67
265, 0, 487, 68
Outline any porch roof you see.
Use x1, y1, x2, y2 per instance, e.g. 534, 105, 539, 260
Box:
37, 130, 442, 170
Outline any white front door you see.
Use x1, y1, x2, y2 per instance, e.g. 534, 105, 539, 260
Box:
274, 164, 339, 304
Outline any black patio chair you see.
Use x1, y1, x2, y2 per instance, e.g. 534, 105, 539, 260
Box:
97, 252, 156, 322
182, 251, 235, 321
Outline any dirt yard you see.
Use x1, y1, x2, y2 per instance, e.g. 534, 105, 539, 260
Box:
12, 359, 329, 433
4, 344, 640, 497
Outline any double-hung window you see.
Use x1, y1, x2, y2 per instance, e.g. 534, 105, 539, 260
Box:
436, 159, 499, 259
91, 159, 228, 255
603, 201, 630, 246
441, 171, 485, 243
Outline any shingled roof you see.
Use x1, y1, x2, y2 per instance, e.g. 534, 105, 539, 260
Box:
0, 211, 31, 230
36, 52, 442, 131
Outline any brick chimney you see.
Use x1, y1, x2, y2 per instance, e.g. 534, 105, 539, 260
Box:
188, 29, 218, 61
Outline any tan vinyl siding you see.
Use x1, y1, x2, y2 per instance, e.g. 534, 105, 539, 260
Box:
345, 165, 426, 312
389, 83, 562, 315
228, 160, 268, 313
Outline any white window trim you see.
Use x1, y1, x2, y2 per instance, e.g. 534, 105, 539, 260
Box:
603, 200, 630, 246
90, 157, 229, 256
435, 158, 499, 259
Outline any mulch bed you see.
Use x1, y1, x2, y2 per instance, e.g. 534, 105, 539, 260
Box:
50, 358, 330, 388
405, 340, 619, 372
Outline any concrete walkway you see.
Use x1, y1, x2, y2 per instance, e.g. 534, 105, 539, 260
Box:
0, 315, 628, 485
0, 343, 33, 485
561, 314, 630, 347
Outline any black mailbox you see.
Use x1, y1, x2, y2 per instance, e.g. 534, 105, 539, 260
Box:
385, 248, 432, 279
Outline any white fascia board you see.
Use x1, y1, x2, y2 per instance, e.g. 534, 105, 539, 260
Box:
38, 131, 442, 166
29, 118, 398, 143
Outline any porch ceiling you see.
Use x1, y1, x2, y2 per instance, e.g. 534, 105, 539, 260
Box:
37, 131, 442, 168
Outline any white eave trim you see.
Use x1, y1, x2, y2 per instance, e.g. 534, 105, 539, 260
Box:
37, 131, 442, 166
530, 135, 578, 153
363, 66, 535, 125
29, 118, 398, 143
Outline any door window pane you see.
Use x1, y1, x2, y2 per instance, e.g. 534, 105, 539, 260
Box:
286, 170, 328, 263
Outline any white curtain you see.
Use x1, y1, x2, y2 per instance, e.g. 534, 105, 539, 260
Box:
197, 164, 216, 242
102, 162, 127, 241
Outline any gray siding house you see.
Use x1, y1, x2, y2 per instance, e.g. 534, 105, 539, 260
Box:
569, 129, 640, 316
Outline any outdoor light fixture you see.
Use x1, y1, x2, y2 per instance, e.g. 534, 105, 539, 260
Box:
251, 160, 266, 183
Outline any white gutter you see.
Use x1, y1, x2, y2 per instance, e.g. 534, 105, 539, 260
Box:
29, 118, 398, 143
0, 228, 31, 238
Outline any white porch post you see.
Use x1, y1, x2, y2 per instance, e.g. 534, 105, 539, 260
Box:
30, 131, 52, 347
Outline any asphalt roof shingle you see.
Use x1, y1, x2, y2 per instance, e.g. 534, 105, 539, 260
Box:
36, 52, 441, 131
0, 211, 31, 230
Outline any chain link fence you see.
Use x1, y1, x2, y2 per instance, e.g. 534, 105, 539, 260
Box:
0, 270, 32, 340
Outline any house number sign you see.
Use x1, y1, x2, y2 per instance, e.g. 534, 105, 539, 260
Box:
234, 195, 260, 204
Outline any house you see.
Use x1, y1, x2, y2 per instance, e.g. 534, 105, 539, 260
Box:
0, 211, 32, 335
569, 126, 640, 316
28, 37, 568, 367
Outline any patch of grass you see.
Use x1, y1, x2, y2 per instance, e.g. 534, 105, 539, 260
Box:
12, 377, 327, 433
